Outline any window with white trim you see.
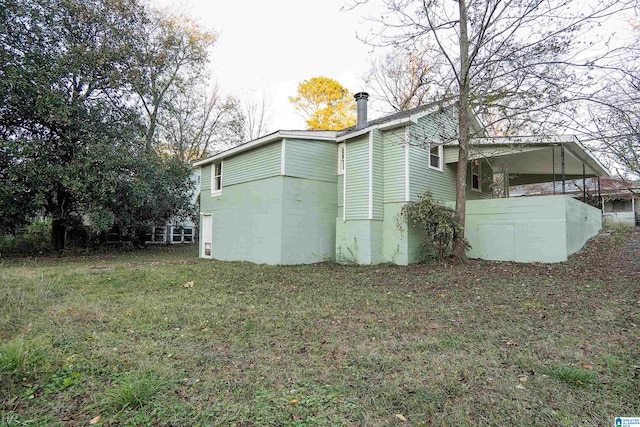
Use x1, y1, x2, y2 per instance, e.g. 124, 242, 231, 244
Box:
429, 143, 443, 171
471, 159, 481, 191
337, 143, 345, 175
211, 161, 222, 195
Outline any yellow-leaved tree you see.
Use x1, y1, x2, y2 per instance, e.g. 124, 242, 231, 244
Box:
289, 76, 356, 130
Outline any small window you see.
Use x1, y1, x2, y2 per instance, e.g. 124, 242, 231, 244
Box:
429, 143, 442, 171
212, 161, 222, 195
472, 160, 481, 191
337, 143, 345, 175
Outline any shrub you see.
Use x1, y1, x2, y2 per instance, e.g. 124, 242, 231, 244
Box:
398, 190, 466, 260
24, 219, 52, 251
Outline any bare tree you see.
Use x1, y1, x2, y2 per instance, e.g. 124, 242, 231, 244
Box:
159, 83, 245, 162
242, 91, 272, 141
351, 0, 638, 258
365, 43, 434, 112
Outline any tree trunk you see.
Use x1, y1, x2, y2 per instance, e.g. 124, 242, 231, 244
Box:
453, 0, 470, 260
51, 218, 66, 251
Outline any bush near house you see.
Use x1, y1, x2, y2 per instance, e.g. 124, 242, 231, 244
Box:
0, 228, 638, 426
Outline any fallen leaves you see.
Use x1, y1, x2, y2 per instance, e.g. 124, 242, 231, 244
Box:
89, 415, 102, 425
183, 281, 194, 288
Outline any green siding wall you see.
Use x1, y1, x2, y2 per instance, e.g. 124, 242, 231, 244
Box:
200, 164, 211, 191
372, 130, 384, 220
466, 159, 494, 200
345, 135, 369, 219
337, 175, 344, 219
418, 107, 459, 142
224, 143, 281, 186
285, 139, 337, 182
383, 130, 406, 203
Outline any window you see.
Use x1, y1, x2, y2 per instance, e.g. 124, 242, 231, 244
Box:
429, 143, 442, 171
472, 160, 481, 191
212, 161, 222, 195
337, 143, 345, 175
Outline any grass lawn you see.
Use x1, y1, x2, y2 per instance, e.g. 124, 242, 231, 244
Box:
1, 229, 639, 426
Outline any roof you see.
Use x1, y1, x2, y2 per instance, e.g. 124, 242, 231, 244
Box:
192, 130, 337, 167
337, 100, 448, 137
466, 135, 611, 179
192, 100, 451, 167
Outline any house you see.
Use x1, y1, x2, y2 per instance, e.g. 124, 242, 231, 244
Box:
600, 179, 639, 227
194, 93, 610, 264
511, 177, 639, 227
145, 169, 200, 245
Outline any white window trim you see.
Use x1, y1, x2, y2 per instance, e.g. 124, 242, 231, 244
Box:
211, 160, 223, 196
471, 159, 482, 192
429, 143, 443, 172
337, 143, 345, 175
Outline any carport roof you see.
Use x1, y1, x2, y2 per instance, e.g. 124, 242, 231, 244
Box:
445, 135, 610, 186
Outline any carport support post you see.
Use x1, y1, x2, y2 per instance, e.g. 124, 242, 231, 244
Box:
552, 146, 556, 195
582, 164, 586, 201
560, 145, 566, 194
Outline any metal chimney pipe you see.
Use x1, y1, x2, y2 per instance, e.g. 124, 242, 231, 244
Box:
354, 92, 369, 130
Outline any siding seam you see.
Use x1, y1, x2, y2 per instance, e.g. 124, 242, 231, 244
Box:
404, 143, 410, 202
368, 131, 373, 220
343, 142, 347, 222
281, 138, 286, 176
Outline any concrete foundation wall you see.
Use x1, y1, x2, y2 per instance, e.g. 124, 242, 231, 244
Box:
465, 195, 601, 263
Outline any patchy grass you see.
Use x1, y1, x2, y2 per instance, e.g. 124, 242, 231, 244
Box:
0, 229, 639, 426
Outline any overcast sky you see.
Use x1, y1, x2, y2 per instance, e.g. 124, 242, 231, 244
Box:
151, 0, 380, 132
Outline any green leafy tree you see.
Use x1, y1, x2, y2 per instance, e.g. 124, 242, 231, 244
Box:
0, 0, 193, 249
289, 76, 356, 130
130, 8, 217, 152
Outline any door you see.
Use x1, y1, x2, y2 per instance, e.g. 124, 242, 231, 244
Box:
202, 214, 212, 258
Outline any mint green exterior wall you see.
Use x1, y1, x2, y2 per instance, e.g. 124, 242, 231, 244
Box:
199, 138, 337, 264
281, 177, 336, 263
565, 197, 603, 255
465, 195, 601, 263
336, 219, 383, 264
201, 176, 284, 264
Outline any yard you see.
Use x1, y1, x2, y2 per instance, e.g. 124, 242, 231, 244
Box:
1, 229, 639, 426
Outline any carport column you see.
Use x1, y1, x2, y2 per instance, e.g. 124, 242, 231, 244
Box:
560, 145, 566, 194
503, 167, 510, 198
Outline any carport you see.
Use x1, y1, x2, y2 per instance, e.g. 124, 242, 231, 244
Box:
446, 135, 611, 262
